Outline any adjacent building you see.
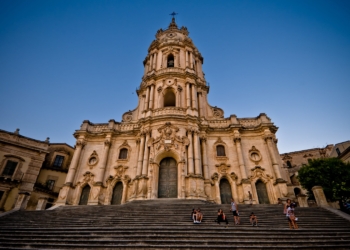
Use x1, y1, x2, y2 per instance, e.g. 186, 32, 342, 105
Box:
0, 129, 73, 211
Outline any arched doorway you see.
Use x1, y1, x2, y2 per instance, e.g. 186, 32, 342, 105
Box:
294, 187, 301, 197
255, 180, 270, 204
219, 178, 232, 204
158, 157, 177, 198
79, 185, 90, 205
111, 182, 123, 205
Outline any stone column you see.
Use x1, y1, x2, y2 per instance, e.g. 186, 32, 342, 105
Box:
95, 138, 111, 184
214, 177, 221, 203
193, 130, 201, 176
149, 84, 154, 109
191, 84, 197, 109
233, 136, 248, 180
185, 50, 189, 67
134, 138, 140, 174
14, 192, 30, 210
186, 82, 191, 108
136, 134, 145, 176
150, 54, 153, 71
190, 52, 193, 68
265, 135, 282, 179
187, 130, 194, 174
153, 53, 157, 70
176, 86, 182, 107
297, 194, 309, 207
65, 139, 85, 185
36, 197, 48, 210
142, 131, 151, 176
144, 87, 150, 111
200, 136, 209, 179
198, 92, 204, 117
158, 50, 162, 68
312, 186, 329, 207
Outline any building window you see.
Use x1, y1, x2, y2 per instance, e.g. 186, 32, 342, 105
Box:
119, 148, 128, 159
1, 160, 18, 176
53, 155, 64, 168
164, 90, 176, 107
287, 161, 292, 168
216, 145, 226, 156
47, 180, 55, 191
167, 54, 174, 68
336, 148, 341, 156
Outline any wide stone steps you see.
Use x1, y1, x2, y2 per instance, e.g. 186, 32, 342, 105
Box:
0, 199, 350, 249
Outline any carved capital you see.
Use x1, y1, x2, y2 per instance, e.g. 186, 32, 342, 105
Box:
76, 140, 86, 148
104, 139, 111, 147
233, 136, 241, 143
200, 135, 207, 142
263, 134, 274, 142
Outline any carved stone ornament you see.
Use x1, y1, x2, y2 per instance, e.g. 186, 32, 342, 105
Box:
82, 171, 95, 184
122, 111, 133, 122
212, 106, 224, 118
114, 165, 128, 178
87, 150, 99, 168
215, 163, 230, 174
282, 154, 292, 161
152, 122, 181, 152
250, 166, 272, 181
249, 146, 262, 164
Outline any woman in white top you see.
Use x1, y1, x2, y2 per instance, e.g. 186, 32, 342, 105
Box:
230, 198, 240, 225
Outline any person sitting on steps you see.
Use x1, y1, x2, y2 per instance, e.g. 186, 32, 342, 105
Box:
192, 208, 199, 224
249, 212, 258, 226
215, 209, 229, 227
287, 204, 298, 229
196, 208, 203, 223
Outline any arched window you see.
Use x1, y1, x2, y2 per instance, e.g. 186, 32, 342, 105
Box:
216, 145, 225, 156
167, 54, 174, 68
287, 161, 292, 168
164, 89, 176, 107
119, 148, 128, 159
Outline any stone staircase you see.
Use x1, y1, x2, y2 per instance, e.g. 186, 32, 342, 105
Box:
0, 199, 350, 249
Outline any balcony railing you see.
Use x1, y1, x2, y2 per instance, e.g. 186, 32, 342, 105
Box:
34, 182, 61, 196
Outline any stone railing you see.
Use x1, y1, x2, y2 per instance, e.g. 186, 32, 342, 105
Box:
152, 107, 186, 117
238, 118, 261, 129
208, 120, 230, 128
155, 67, 185, 76
87, 124, 109, 132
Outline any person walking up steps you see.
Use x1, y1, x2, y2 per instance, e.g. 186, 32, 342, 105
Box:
230, 198, 240, 225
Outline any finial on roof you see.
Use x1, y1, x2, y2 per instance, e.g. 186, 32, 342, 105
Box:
168, 12, 178, 29
14, 128, 20, 135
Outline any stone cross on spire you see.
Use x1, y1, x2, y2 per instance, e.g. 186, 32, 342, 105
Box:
169, 12, 178, 18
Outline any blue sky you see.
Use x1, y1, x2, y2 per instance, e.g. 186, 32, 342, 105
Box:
0, 0, 349, 153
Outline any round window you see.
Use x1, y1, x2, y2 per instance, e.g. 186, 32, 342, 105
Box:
89, 157, 97, 165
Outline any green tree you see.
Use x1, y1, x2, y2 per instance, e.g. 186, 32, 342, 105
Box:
297, 158, 350, 202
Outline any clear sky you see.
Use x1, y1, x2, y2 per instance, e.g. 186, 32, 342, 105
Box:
0, 0, 349, 154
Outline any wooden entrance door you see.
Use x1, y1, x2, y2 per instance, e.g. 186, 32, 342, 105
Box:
79, 185, 90, 205
158, 157, 177, 198
256, 180, 270, 204
111, 182, 123, 205
220, 179, 232, 204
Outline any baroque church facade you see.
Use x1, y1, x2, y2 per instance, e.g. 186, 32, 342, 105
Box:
56, 18, 290, 206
